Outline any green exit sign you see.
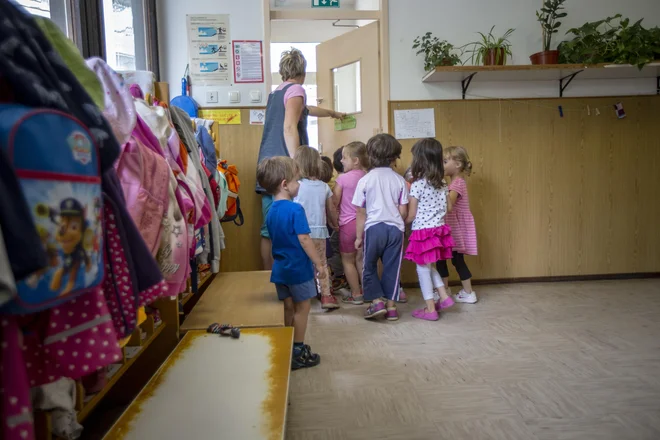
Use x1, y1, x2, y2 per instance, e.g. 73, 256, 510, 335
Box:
312, 0, 339, 7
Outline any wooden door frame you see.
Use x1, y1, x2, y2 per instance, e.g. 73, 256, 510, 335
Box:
262, 0, 390, 132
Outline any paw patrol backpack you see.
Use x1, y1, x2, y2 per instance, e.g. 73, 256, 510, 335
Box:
0, 105, 104, 313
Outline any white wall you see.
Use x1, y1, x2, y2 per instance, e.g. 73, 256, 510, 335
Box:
389, 0, 660, 100
158, 0, 266, 107
270, 20, 355, 43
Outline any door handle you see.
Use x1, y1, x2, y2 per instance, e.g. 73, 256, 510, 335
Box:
316, 97, 324, 104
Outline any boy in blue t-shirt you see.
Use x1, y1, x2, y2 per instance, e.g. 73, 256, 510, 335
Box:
257, 156, 327, 370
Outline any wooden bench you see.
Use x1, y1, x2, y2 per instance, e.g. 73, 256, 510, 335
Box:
181, 271, 284, 331
103, 327, 293, 440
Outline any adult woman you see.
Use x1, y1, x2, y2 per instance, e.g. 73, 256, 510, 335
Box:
256, 48, 343, 269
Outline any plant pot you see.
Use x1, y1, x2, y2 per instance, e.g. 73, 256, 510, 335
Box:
440, 59, 455, 66
483, 48, 507, 66
530, 50, 559, 65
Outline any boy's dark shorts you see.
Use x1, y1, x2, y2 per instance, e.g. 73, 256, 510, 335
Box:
276, 279, 317, 302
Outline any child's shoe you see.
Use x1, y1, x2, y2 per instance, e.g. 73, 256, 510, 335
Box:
363, 301, 387, 319
435, 296, 455, 311
332, 276, 348, 292
454, 290, 478, 304
321, 294, 340, 309
341, 294, 364, 305
386, 307, 399, 321
292, 345, 321, 370
396, 287, 408, 303
412, 308, 439, 321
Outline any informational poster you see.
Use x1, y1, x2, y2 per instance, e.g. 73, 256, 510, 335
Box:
198, 109, 242, 125
187, 14, 231, 85
249, 109, 266, 125
232, 40, 264, 83
393, 108, 436, 139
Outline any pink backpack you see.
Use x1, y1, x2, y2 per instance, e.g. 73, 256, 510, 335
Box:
114, 136, 169, 256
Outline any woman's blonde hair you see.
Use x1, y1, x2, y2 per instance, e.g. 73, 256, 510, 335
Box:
342, 141, 369, 170
294, 145, 321, 179
444, 146, 473, 176
279, 48, 307, 81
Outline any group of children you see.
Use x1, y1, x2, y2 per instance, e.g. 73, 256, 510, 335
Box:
257, 134, 478, 370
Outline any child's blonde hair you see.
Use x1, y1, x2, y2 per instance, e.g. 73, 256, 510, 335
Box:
342, 141, 369, 170
257, 156, 299, 195
294, 145, 321, 179
444, 146, 473, 176
279, 48, 307, 81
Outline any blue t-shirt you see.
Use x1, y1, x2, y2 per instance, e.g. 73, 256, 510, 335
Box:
266, 200, 315, 285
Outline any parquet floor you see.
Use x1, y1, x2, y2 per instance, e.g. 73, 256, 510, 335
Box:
286, 279, 660, 440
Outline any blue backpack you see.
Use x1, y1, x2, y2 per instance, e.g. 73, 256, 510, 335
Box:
0, 105, 104, 313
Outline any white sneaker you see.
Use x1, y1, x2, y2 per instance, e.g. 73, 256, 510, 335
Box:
454, 290, 478, 304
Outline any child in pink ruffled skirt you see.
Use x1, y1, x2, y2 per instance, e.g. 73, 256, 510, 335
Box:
404, 138, 455, 321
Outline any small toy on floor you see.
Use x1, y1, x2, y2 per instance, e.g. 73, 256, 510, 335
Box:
207, 323, 240, 339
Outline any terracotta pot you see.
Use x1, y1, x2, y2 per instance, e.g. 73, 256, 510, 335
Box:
530, 50, 560, 65
440, 58, 454, 66
484, 48, 507, 66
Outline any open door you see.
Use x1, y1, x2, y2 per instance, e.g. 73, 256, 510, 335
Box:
316, 22, 380, 157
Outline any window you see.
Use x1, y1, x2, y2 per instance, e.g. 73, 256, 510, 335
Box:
271, 43, 319, 149
14, 0, 73, 38
102, 0, 147, 72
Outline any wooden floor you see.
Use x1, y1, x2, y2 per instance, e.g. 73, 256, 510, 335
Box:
286, 279, 660, 440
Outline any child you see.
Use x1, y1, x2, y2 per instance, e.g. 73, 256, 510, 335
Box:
257, 156, 325, 369
353, 134, 409, 320
404, 139, 455, 321
437, 146, 478, 304
328, 147, 348, 293
294, 146, 340, 309
333, 142, 368, 304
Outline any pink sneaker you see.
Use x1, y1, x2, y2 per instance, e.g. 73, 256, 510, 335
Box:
435, 296, 455, 311
412, 308, 439, 321
396, 287, 408, 303
386, 307, 399, 321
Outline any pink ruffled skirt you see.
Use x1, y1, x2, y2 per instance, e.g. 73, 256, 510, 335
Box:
404, 225, 455, 265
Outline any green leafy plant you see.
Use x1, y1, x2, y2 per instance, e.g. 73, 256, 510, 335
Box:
412, 32, 462, 71
536, 0, 567, 51
464, 27, 515, 65
558, 15, 660, 69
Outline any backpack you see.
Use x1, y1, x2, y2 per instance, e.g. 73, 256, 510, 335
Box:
217, 160, 244, 226
0, 105, 104, 313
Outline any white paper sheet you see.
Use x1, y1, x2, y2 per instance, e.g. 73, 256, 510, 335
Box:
393, 108, 436, 140
250, 109, 266, 125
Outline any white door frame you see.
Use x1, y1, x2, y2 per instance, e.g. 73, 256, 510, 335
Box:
262, 0, 390, 132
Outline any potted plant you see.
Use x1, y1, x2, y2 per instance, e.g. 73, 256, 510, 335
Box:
464, 27, 515, 66
558, 14, 660, 69
531, 0, 567, 64
412, 32, 462, 71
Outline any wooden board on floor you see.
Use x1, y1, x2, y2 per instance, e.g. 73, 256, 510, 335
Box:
180, 271, 283, 331
104, 328, 293, 440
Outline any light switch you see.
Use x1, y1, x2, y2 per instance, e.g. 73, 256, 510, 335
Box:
249, 90, 262, 103
229, 91, 240, 103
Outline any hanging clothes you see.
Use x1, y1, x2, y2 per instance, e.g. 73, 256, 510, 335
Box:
171, 106, 221, 273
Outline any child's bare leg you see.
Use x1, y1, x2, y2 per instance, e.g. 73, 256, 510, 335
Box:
313, 239, 332, 297
461, 278, 473, 293
283, 297, 295, 327
293, 299, 311, 343
356, 248, 364, 281
341, 252, 361, 296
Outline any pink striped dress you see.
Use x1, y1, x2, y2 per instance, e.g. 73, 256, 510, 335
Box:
446, 177, 477, 255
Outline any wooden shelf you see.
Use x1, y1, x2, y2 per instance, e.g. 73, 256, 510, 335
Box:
77, 321, 166, 422
421, 63, 660, 98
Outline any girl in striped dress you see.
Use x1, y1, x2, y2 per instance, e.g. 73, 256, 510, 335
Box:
437, 146, 478, 304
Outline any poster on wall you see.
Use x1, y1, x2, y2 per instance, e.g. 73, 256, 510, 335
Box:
232, 41, 264, 83
187, 14, 231, 85
393, 108, 436, 139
